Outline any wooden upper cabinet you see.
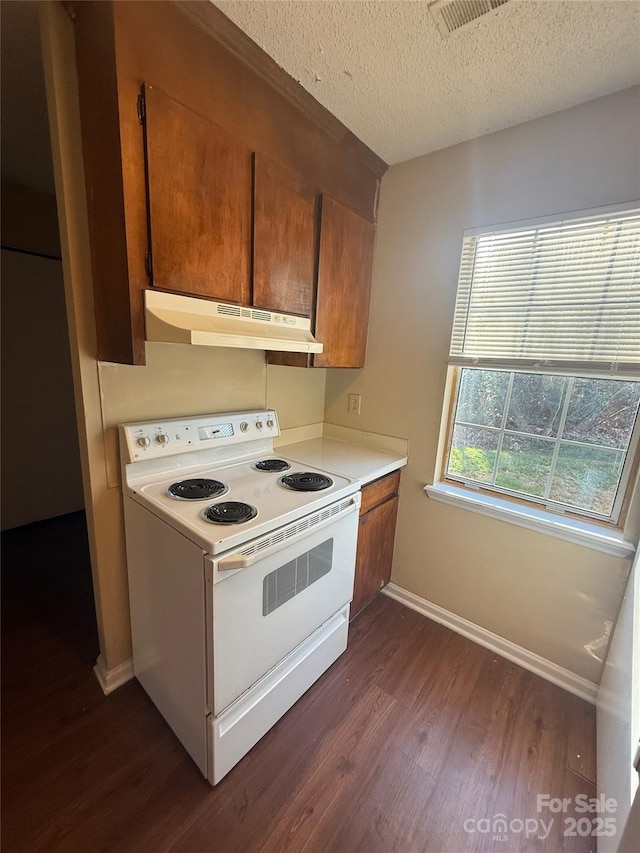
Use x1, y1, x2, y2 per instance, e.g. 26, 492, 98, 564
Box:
314, 196, 375, 368
143, 84, 252, 305
253, 155, 317, 317
69, 2, 385, 364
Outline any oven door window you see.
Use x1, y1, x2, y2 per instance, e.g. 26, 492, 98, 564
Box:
263, 539, 333, 616
207, 509, 358, 716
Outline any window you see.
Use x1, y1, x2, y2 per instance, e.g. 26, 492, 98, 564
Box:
439, 205, 640, 526
447, 369, 640, 521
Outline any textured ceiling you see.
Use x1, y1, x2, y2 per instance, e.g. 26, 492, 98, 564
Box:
215, 0, 640, 164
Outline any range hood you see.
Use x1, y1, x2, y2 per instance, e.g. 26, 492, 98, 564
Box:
145, 290, 323, 353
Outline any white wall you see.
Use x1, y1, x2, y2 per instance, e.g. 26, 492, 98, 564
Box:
266, 365, 326, 430
1, 181, 84, 529
597, 549, 639, 852
325, 86, 640, 684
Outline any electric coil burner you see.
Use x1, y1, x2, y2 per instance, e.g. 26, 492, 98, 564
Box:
254, 459, 291, 472
203, 501, 258, 525
168, 478, 228, 500
280, 472, 333, 492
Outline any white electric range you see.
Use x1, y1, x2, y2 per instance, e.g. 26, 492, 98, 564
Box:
120, 409, 361, 785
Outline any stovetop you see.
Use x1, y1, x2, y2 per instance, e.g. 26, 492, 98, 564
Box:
128, 453, 358, 554
121, 412, 359, 554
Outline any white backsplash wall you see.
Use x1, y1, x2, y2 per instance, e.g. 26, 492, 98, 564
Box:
99, 344, 266, 487
266, 364, 326, 430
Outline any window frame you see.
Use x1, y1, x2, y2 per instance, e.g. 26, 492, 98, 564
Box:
440, 366, 640, 531
431, 203, 640, 543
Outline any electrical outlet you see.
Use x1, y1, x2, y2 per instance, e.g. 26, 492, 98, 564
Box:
348, 393, 361, 416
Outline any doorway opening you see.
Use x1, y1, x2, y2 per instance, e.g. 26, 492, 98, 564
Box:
1, 0, 98, 662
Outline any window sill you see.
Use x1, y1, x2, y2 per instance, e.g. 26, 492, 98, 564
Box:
424, 482, 635, 558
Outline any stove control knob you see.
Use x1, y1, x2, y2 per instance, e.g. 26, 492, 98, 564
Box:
137, 435, 151, 448
156, 433, 170, 445
255, 420, 263, 430
240, 421, 249, 433
266, 418, 274, 429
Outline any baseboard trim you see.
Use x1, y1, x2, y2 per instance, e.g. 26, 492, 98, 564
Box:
383, 583, 598, 704
93, 654, 135, 695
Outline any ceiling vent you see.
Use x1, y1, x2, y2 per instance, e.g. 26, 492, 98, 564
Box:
428, 0, 510, 37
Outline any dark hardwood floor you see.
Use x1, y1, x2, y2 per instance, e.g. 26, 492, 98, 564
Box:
2, 513, 596, 853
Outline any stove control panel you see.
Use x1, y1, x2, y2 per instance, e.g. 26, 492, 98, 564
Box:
120, 410, 281, 462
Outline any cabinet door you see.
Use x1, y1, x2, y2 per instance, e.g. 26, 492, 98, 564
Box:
314, 196, 375, 368
144, 84, 252, 304
253, 155, 317, 317
351, 495, 399, 620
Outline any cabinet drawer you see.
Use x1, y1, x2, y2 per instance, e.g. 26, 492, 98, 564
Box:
360, 470, 400, 516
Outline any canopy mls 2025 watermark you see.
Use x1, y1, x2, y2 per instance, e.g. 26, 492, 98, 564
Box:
462, 793, 618, 842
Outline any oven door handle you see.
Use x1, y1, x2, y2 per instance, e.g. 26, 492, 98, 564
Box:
216, 495, 360, 572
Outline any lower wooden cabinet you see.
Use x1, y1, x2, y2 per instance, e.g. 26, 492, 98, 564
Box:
351, 471, 400, 620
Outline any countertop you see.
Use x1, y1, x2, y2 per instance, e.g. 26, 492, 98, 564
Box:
278, 436, 407, 486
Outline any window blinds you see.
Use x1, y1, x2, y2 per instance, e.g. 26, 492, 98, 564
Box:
449, 207, 640, 374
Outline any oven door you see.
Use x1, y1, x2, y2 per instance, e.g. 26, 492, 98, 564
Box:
205, 494, 359, 716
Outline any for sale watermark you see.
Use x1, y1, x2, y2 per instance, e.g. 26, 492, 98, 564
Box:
462, 794, 617, 842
